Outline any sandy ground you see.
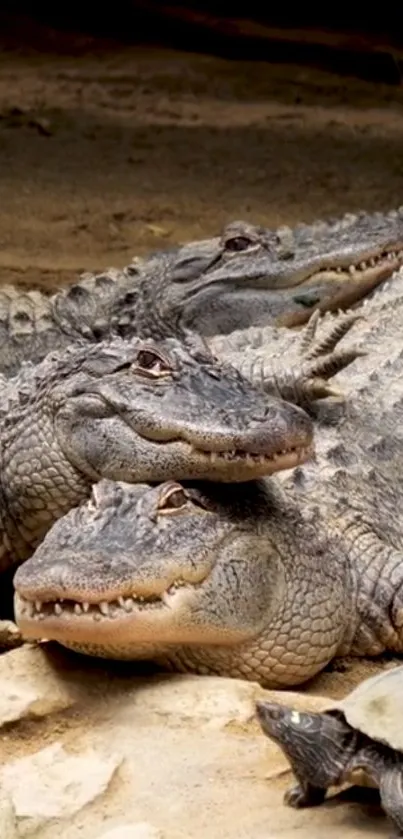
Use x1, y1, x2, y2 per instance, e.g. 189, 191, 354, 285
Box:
0, 647, 398, 838
0, 36, 402, 292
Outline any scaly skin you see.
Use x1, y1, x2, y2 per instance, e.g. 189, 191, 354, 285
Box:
0, 310, 359, 581
14, 267, 403, 685
13, 470, 403, 685
0, 333, 314, 572
1, 207, 403, 375
214, 308, 363, 410
13, 478, 351, 676
0, 310, 359, 425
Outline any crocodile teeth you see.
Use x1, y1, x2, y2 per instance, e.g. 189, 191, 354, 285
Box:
20, 579, 209, 621
202, 448, 306, 463
327, 248, 403, 276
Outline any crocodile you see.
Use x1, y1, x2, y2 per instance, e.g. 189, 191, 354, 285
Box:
1, 207, 402, 376
0, 308, 361, 578
14, 267, 403, 686
0, 332, 319, 576
0, 313, 360, 651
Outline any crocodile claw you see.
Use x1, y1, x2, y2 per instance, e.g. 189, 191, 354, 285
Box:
239, 309, 364, 410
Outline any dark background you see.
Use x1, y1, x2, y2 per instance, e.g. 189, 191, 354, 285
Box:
1, 4, 403, 83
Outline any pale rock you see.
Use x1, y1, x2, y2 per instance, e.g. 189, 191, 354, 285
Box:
120, 673, 263, 729
97, 823, 163, 839
117, 674, 330, 731
0, 792, 17, 839
0, 742, 122, 836
0, 645, 77, 726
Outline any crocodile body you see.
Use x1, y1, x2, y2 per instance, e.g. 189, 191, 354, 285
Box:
14, 267, 403, 686
1, 208, 402, 376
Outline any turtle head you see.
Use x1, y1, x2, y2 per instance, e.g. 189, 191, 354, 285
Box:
255, 701, 353, 787
255, 701, 326, 745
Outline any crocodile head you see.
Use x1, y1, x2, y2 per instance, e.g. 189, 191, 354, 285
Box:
137, 210, 403, 334
14, 479, 280, 657
47, 334, 313, 485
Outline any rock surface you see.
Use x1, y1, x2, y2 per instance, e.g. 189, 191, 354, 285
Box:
0, 644, 395, 838
0, 743, 120, 837
0, 793, 17, 839
0, 645, 77, 726
97, 825, 163, 839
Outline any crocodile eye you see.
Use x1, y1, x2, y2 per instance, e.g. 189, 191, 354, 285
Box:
158, 484, 189, 514
133, 347, 173, 378
225, 235, 255, 252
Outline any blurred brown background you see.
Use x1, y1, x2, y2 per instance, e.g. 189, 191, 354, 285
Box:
1, 4, 402, 290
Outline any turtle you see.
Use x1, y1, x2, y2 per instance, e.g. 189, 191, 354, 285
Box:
255, 666, 403, 837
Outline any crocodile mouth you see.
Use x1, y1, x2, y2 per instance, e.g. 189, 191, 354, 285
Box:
207, 243, 403, 290
105, 390, 314, 480
185, 442, 312, 475
17, 585, 186, 618
302, 245, 403, 285
279, 247, 403, 326
15, 580, 221, 648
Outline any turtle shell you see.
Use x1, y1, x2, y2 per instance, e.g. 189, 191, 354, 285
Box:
329, 665, 403, 752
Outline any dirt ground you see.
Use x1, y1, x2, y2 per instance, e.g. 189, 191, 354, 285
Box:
0, 31, 403, 292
